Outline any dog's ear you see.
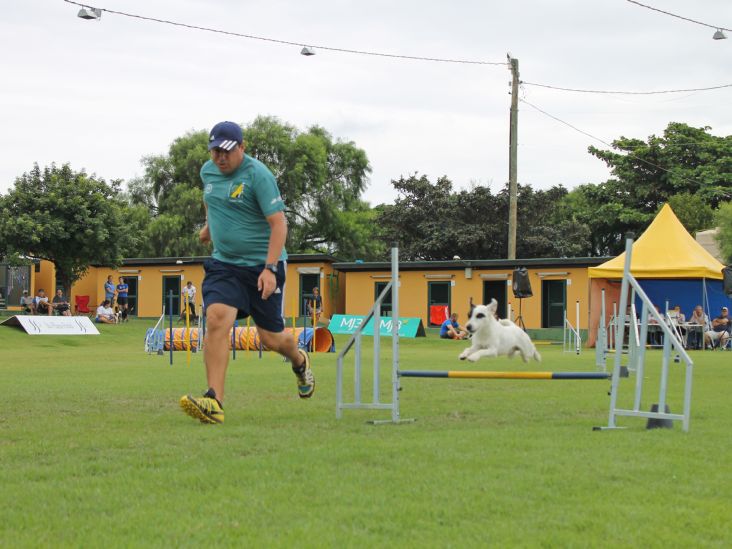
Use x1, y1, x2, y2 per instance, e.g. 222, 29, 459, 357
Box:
488, 298, 498, 312
468, 297, 475, 318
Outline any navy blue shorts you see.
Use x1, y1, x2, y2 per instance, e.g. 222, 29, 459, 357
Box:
202, 258, 286, 332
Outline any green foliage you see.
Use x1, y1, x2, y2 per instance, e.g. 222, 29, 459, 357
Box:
125, 117, 379, 260
714, 202, 732, 264
244, 116, 376, 259
0, 163, 133, 295
579, 122, 731, 254
378, 174, 590, 260
667, 193, 715, 234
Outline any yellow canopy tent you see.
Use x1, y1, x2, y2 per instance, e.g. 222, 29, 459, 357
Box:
588, 204, 724, 279
587, 204, 726, 346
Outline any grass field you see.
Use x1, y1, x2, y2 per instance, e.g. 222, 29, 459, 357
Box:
1, 318, 731, 547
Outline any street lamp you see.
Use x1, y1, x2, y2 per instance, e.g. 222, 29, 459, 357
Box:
713, 29, 727, 40
300, 46, 316, 56
77, 7, 101, 20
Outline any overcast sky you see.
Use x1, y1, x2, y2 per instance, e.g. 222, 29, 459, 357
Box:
1, 0, 730, 206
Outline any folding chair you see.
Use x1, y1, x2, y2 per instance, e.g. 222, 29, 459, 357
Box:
74, 295, 92, 315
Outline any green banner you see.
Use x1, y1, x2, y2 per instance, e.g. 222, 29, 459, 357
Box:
328, 315, 426, 338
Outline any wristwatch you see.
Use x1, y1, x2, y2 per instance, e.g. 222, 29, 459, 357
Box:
264, 263, 278, 274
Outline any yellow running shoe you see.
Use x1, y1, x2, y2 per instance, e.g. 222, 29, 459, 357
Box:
292, 349, 315, 399
179, 389, 224, 424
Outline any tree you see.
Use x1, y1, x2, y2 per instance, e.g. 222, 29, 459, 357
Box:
0, 163, 134, 297
129, 116, 381, 260
378, 174, 589, 260
589, 122, 731, 206
667, 193, 715, 234
714, 202, 732, 264
577, 122, 732, 254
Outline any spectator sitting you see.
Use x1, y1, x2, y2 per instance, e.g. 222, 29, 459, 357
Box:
95, 299, 118, 324
33, 289, 52, 316
647, 305, 663, 346
687, 305, 708, 350
705, 306, 731, 349
667, 304, 686, 343
20, 290, 34, 314
440, 313, 467, 340
52, 289, 71, 316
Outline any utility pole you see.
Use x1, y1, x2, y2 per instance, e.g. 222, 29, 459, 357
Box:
507, 55, 519, 260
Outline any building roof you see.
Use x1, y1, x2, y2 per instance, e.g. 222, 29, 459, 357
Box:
334, 256, 611, 272
114, 253, 340, 267
588, 204, 725, 279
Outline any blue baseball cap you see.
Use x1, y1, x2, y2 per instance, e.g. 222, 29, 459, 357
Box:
208, 121, 243, 151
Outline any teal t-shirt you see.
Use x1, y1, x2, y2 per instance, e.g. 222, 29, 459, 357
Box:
201, 155, 287, 266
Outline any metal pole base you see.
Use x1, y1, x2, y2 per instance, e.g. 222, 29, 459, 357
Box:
646, 404, 674, 430
368, 418, 416, 425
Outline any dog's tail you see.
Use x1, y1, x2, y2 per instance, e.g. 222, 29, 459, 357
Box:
533, 347, 542, 362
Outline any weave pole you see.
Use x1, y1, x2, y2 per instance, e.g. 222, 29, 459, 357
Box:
400, 370, 611, 380
168, 290, 174, 366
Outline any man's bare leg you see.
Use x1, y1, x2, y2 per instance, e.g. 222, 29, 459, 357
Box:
258, 328, 304, 365
203, 303, 238, 402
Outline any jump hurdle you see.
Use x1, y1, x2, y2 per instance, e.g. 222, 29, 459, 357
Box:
336, 246, 613, 426
563, 300, 582, 355
598, 235, 694, 431
400, 370, 610, 380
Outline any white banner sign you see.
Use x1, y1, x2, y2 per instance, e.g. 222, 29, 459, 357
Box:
1, 315, 100, 335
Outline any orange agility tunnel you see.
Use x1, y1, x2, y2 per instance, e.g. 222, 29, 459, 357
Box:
163, 326, 334, 352
231, 327, 334, 353
164, 328, 201, 351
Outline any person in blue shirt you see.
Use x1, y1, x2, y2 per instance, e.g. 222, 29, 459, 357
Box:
104, 275, 116, 307
116, 277, 129, 322
440, 313, 467, 340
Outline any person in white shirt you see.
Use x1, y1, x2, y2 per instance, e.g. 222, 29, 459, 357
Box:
687, 304, 709, 350
20, 290, 34, 313
33, 289, 52, 316
182, 281, 197, 319
95, 299, 117, 324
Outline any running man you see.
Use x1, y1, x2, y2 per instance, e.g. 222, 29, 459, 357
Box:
179, 121, 314, 425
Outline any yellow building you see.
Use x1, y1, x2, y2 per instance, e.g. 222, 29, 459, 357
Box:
333, 257, 609, 331
26, 254, 342, 320
6, 255, 609, 331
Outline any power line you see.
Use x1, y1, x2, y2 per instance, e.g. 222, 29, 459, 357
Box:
62, 0, 507, 66
522, 81, 732, 95
518, 98, 703, 186
625, 0, 731, 32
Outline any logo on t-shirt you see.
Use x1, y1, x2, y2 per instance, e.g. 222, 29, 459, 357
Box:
230, 183, 244, 198
228, 181, 247, 202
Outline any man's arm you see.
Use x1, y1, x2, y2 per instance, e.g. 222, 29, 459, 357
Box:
199, 203, 210, 243
264, 211, 287, 265
257, 211, 288, 299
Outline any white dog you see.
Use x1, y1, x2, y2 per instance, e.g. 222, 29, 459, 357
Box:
458, 299, 541, 363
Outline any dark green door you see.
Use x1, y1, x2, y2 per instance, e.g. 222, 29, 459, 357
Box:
123, 276, 138, 317
300, 273, 319, 316
162, 276, 181, 317
374, 282, 393, 316
483, 280, 507, 319
542, 280, 566, 328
